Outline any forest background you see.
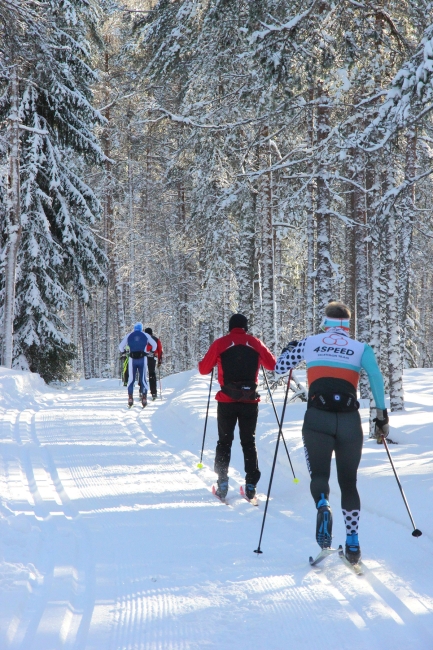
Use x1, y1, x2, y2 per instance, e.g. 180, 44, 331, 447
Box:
2, 0, 433, 415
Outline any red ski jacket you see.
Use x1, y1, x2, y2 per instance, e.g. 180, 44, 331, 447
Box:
198, 328, 276, 403
146, 337, 163, 363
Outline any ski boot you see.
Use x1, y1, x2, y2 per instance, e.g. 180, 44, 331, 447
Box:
128, 395, 133, 408
141, 392, 148, 408
151, 393, 157, 401
345, 534, 361, 564
316, 494, 333, 549
215, 478, 229, 500
245, 484, 256, 500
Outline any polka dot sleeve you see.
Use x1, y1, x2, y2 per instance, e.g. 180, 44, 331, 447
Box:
275, 338, 306, 375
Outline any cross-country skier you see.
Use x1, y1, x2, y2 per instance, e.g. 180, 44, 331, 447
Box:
275, 301, 388, 564
144, 327, 163, 400
119, 323, 157, 408
198, 313, 276, 501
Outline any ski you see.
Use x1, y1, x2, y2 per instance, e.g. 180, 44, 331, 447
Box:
212, 485, 229, 505
338, 545, 364, 575
240, 485, 258, 506
309, 547, 339, 567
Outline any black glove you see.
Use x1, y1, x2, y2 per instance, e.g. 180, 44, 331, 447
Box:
281, 340, 298, 354
373, 408, 389, 439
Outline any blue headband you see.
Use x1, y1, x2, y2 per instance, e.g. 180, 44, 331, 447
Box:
321, 317, 350, 331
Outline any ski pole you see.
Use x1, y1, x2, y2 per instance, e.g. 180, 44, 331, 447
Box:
381, 433, 422, 537
197, 368, 214, 469
158, 365, 163, 400
261, 366, 298, 483
254, 369, 292, 554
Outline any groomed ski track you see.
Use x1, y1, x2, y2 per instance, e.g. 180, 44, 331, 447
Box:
1, 368, 433, 649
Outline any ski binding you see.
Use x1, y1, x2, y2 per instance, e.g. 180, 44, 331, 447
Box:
240, 485, 258, 506
212, 485, 229, 505
338, 545, 363, 575
309, 547, 339, 567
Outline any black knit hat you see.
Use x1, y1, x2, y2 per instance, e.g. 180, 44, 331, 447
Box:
229, 313, 248, 331
144, 327, 153, 335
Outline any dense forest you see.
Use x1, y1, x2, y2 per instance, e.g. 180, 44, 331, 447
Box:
2, 0, 433, 413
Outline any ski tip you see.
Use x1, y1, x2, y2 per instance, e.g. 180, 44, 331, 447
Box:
197, 463, 203, 469
309, 556, 314, 564
240, 486, 245, 496
412, 528, 423, 537
212, 485, 216, 495
293, 477, 299, 484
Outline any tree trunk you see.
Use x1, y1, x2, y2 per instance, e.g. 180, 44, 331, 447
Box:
261, 130, 275, 352
398, 128, 417, 367
384, 156, 404, 410
78, 299, 92, 380
315, 83, 333, 322
306, 83, 316, 335
3, 68, 21, 369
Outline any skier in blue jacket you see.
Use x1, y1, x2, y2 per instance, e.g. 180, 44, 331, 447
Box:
119, 323, 157, 407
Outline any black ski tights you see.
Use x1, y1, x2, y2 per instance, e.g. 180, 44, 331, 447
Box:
302, 408, 363, 511
215, 402, 261, 485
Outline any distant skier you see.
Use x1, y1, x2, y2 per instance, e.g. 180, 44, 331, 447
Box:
275, 301, 388, 564
119, 323, 157, 408
144, 327, 163, 400
198, 313, 276, 501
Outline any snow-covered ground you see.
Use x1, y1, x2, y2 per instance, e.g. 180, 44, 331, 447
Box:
0, 366, 432, 649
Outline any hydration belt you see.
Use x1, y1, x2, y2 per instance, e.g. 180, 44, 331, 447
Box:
129, 350, 146, 359
308, 391, 359, 413
221, 382, 259, 402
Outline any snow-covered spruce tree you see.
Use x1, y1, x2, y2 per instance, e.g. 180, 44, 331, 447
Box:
0, 0, 107, 380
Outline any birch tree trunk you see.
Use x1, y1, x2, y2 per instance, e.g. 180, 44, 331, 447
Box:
236, 193, 255, 327
261, 130, 276, 352
315, 83, 333, 321
100, 51, 111, 377
398, 128, 417, 367
306, 84, 316, 335
128, 149, 135, 326
3, 68, 21, 369
384, 153, 404, 410
353, 148, 370, 398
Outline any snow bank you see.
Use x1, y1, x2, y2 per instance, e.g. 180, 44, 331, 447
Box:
0, 367, 47, 409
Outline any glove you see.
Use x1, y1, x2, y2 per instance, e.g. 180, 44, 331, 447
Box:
373, 408, 389, 439
281, 340, 298, 354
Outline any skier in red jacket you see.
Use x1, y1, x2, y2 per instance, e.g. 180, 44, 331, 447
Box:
198, 313, 276, 500
145, 327, 163, 400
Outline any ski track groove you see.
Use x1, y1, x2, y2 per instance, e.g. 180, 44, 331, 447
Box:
1, 374, 433, 648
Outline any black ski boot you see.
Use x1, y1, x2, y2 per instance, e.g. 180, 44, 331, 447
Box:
141, 392, 148, 408
345, 534, 361, 564
128, 395, 133, 408
245, 484, 256, 500
215, 478, 228, 500
316, 494, 333, 549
